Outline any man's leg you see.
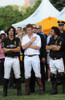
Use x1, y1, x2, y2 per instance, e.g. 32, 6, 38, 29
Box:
50, 73, 58, 94
0, 59, 4, 86
55, 58, 65, 93
30, 69, 35, 93
32, 56, 44, 95
25, 78, 31, 95
49, 59, 58, 95
58, 72, 65, 94
8, 68, 15, 89
13, 57, 22, 96
24, 56, 32, 95
40, 61, 45, 91
15, 78, 22, 96
3, 57, 12, 97
3, 79, 9, 97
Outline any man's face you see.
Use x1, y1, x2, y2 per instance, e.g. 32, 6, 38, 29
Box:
1, 34, 6, 40
32, 24, 37, 33
16, 28, 22, 34
8, 28, 14, 36
58, 25, 64, 31
50, 29, 55, 36
36, 28, 41, 33
26, 27, 33, 35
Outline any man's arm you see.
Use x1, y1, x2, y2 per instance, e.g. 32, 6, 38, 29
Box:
46, 45, 53, 50
22, 41, 32, 50
9, 46, 21, 52
0, 50, 4, 54
52, 46, 61, 51
3, 48, 11, 53
52, 39, 62, 51
22, 37, 37, 50
29, 45, 40, 49
46, 45, 61, 51
3, 46, 21, 53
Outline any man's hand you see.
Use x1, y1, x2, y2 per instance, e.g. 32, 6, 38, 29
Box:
22, 36, 37, 50
41, 57, 46, 63
3, 48, 8, 53
0, 50, 4, 54
46, 45, 54, 50
52, 45, 61, 51
31, 36, 37, 42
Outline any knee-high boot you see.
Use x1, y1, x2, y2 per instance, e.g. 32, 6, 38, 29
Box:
50, 73, 58, 95
59, 72, 65, 94
15, 78, 22, 96
25, 78, 31, 95
36, 77, 44, 95
3, 79, 9, 97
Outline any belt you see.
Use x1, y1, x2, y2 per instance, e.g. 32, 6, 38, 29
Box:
25, 54, 38, 57
51, 57, 61, 60
6, 56, 18, 58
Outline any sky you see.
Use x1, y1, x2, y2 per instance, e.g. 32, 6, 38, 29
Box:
0, 0, 25, 7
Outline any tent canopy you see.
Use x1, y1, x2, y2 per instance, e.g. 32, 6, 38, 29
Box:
36, 17, 59, 34
56, 7, 65, 21
12, 0, 60, 28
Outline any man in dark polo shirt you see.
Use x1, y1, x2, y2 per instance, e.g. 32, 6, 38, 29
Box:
46, 26, 65, 94
2, 26, 22, 97
58, 21, 65, 66
57, 21, 65, 85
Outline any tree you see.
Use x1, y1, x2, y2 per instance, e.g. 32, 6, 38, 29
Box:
0, 0, 42, 30
0, 6, 23, 30
50, 0, 65, 11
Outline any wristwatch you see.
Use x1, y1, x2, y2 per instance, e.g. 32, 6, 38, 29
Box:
30, 40, 33, 44
8, 49, 10, 51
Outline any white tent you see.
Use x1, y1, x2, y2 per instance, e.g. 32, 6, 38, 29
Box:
60, 7, 65, 13
12, 0, 60, 28
56, 7, 65, 21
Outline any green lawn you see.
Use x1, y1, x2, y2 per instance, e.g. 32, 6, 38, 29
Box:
0, 82, 65, 100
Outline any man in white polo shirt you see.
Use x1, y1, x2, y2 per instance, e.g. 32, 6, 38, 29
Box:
22, 24, 44, 95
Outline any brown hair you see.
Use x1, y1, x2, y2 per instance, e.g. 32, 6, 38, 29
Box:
26, 24, 33, 29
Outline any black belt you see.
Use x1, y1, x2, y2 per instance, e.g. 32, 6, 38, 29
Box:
6, 56, 18, 58
51, 57, 61, 60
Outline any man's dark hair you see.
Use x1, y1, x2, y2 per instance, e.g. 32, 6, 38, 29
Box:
23, 27, 26, 32
7, 26, 16, 36
26, 24, 33, 29
51, 26, 60, 36
0, 36, 1, 39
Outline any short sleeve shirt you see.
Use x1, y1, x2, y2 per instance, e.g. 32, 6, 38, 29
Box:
2, 37, 21, 57
22, 33, 41, 55
47, 36, 63, 58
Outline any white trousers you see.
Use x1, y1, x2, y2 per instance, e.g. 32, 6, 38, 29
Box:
4, 57, 21, 79
50, 58, 64, 74
47, 53, 50, 64
24, 55, 41, 79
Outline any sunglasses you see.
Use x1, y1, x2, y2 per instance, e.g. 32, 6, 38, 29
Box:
58, 24, 64, 26
33, 27, 37, 29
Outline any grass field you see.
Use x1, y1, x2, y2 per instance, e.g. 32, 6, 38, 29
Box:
0, 82, 65, 100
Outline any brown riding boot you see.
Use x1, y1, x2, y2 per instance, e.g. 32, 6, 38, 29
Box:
25, 78, 31, 95
36, 78, 44, 95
